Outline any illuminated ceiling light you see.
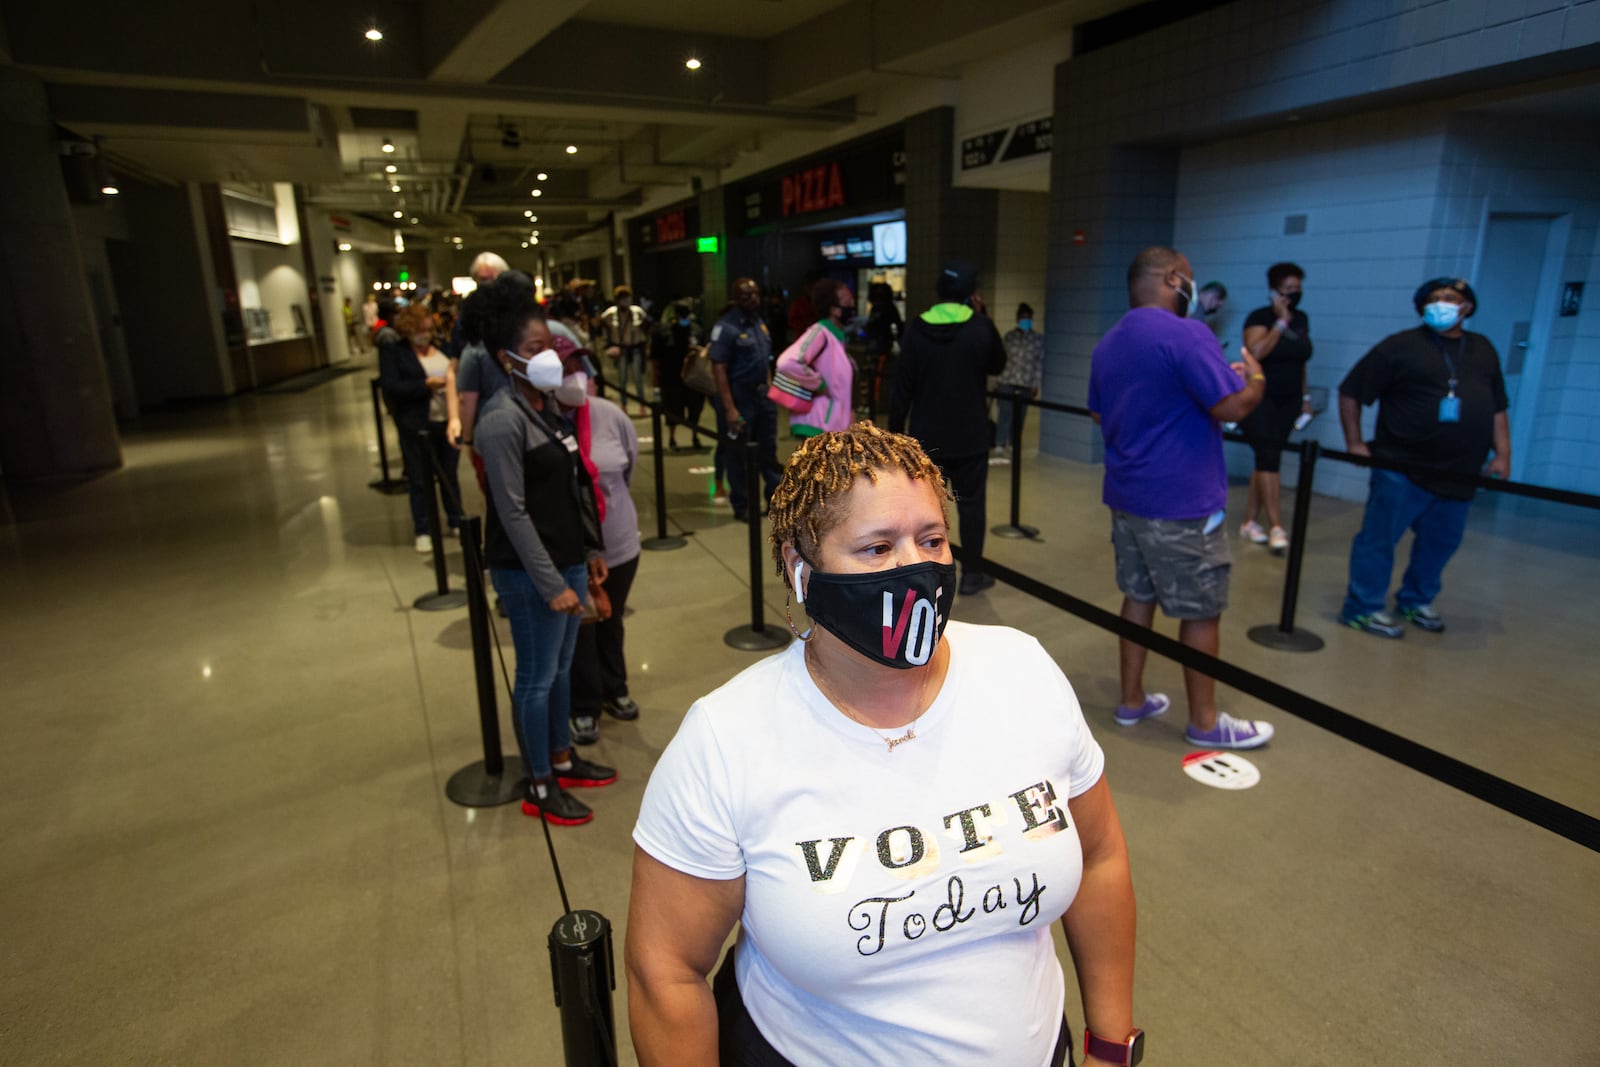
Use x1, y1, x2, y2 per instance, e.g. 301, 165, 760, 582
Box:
530, 237, 539, 245
529, 215, 537, 223
409, 216, 418, 224
524, 210, 533, 218
372, 281, 382, 290
565, 144, 578, 155
338, 242, 352, 251
382, 281, 392, 289
381, 139, 395, 153
531, 189, 543, 197
520, 241, 528, 248
390, 183, 400, 192
393, 210, 403, 218
365, 27, 384, 42
536, 172, 548, 181
100, 181, 120, 195
384, 163, 396, 173
685, 57, 702, 71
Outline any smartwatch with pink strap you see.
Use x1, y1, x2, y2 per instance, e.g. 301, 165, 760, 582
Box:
1084, 1027, 1144, 1066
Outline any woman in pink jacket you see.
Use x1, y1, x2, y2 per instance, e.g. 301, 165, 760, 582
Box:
778, 278, 857, 437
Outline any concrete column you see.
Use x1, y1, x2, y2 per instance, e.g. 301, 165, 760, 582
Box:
0, 66, 122, 480
698, 186, 727, 303
903, 107, 998, 320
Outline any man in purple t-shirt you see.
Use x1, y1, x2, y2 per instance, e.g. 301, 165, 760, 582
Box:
1088, 246, 1274, 750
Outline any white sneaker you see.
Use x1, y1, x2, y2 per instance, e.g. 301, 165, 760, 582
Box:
415, 534, 433, 554
1240, 520, 1269, 544
1268, 526, 1289, 554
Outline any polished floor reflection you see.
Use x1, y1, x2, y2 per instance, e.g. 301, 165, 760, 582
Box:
1, 367, 1596, 1065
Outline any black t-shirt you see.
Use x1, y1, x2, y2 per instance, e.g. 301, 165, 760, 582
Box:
1339, 326, 1507, 500
1244, 307, 1312, 398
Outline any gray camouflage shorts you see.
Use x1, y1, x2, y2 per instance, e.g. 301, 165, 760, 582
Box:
1110, 510, 1231, 620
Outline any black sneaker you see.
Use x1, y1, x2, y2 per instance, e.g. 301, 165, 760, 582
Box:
604, 696, 640, 721
522, 776, 593, 826
958, 571, 995, 596
556, 755, 617, 789
570, 714, 600, 745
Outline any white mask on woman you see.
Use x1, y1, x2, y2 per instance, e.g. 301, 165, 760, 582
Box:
554, 372, 590, 407
506, 348, 563, 390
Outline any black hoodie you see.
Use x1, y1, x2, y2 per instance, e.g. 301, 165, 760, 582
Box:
889, 306, 1006, 458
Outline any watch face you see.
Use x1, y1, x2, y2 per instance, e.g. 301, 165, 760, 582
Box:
1129, 1029, 1145, 1066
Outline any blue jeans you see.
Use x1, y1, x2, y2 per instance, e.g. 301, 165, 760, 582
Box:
1342, 468, 1472, 620
617, 346, 647, 407
994, 384, 1031, 450
491, 564, 587, 778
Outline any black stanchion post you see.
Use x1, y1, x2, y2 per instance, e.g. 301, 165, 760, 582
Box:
548, 910, 618, 1067
414, 431, 468, 612
1249, 439, 1325, 652
725, 437, 790, 652
444, 517, 524, 806
642, 403, 688, 551
992, 391, 1040, 540
367, 378, 408, 494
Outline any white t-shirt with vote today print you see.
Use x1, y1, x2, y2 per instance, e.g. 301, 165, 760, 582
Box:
633, 621, 1105, 1066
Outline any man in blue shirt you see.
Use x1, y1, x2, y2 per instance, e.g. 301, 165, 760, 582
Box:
709, 277, 781, 521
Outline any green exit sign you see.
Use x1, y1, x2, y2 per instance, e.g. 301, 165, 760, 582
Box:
696, 236, 719, 254
398, 270, 410, 282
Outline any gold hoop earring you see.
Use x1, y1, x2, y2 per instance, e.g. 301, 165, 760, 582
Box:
785, 595, 815, 641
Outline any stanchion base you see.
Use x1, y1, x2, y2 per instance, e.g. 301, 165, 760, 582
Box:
991, 523, 1041, 539
1247, 624, 1325, 652
445, 759, 526, 807
725, 624, 791, 652
643, 535, 688, 551
369, 478, 409, 495
414, 590, 469, 612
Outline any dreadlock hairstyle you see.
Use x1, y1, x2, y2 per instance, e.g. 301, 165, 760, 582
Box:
769, 422, 953, 584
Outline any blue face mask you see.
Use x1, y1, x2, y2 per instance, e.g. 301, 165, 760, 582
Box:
679, 317, 691, 327
1423, 301, 1462, 332
1017, 319, 1034, 332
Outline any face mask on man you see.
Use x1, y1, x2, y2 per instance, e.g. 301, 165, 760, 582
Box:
505, 348, 563, 390
678, 316, 692, 327
1017, 318, 1034, 332
1423, 301, 1462, 332
554, 371, 589, 407
1278, 291, 1302, 311
1173, 275, 1196, 317
793, 556, 957, 670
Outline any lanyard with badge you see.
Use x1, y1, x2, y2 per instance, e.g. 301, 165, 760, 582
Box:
1437, 338, 1464, 424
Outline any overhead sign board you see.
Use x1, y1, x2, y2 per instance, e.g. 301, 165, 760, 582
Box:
961, 117, 1054, 171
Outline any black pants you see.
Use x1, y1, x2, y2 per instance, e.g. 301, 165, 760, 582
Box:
938, 452, 989, 575
726, 389, 783, 517
712, 947, 1071, 1066
570, 554, 640, 717
396, 421, 464, 535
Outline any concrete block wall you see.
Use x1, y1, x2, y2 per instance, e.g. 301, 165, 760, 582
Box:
1043, 0, 1600, 485
1174, 110, 1451, 500
990, 191, 1051, 332
1433, 112, 1600, 493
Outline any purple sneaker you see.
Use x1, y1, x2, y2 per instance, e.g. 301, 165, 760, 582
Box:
1185, 712, 1274, 750
1114, 693, 1171, 727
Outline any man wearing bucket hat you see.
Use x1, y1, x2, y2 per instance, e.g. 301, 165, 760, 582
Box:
1337, 277, 1511, 638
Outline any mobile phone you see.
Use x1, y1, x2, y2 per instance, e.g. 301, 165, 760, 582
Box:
1293, 411, 1313, 431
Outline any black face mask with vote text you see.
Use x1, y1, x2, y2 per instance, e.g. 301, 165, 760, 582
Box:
797, 558, 956, 670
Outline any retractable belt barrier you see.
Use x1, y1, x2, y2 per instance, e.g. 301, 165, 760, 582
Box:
423, 433, 620, 1065
955, 544, 1600, 853
965, 390, 1600, 852
414, 431, 468, 612
367, 379, 408, 495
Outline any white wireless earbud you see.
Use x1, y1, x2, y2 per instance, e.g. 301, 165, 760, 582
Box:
793, 561, 806, 605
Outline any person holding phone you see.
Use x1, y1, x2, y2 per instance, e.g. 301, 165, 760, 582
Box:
1239, 262, 1315, 554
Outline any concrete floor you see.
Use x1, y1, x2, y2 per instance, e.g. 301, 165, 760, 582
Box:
1, 366, 1596, 1066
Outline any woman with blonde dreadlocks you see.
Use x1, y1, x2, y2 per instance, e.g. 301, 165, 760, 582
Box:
627, 423, 1141, 1067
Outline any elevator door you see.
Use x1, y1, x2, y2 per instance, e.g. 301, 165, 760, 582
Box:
1471, 214, 1552, 477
